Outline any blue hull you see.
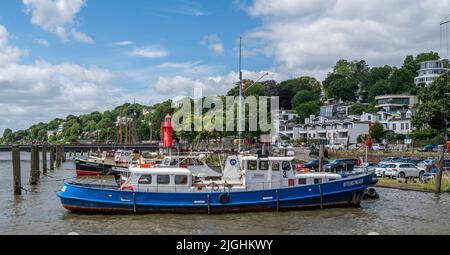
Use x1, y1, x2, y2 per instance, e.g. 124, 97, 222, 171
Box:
57, 173, 377, 214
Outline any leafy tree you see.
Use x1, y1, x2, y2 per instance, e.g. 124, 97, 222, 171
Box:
350, 102, 365, 115
369, 122, 385, 142
294, 101, 320, 124
412, 74, 450, 137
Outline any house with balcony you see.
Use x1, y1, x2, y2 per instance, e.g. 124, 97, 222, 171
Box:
293, 115, 370, 145
360, 109, 415, 135
374, 95, 418, 112
279, 110, 298, 140
414, 59, 449, 86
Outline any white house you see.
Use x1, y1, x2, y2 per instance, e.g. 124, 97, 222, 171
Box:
360, 109, 415, 135
293, 115, 370, 145
414, 59, 449, 86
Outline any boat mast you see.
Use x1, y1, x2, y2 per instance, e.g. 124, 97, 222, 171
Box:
238, 37, 243, 152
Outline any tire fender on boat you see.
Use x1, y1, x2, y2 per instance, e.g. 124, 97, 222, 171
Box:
219, 193, 231, 204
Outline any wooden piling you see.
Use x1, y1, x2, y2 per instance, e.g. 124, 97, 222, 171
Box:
56, 145, 61, 167
42, 146, 47, 174
49, 145, 55, 170
62, 146, 66, 162
318, 144, 325, 172
435, 145, 445, 193
29, 145, 39, 185
12, 145, 21, 195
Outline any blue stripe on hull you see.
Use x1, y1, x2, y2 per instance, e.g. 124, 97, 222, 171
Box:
58, 173, 375, 214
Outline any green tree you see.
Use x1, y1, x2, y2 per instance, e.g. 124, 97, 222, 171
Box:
412, 74, 450, 136
350, 102, 365, 115
369, 122, 385, 142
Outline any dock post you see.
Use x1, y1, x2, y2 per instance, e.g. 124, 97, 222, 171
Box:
29, 145, 39, 185
12, 145, 21, 195
42, 146, 47, 174
62, 146, 66, 162
55, 145, 60, 167
318, 144, 325, 172
49, 146, 55, 170
435, 145, 445, 193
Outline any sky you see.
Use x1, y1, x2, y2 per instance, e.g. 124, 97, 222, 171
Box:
0, 0, 449, 134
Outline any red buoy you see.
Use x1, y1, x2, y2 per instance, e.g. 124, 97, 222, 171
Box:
161, 114, 173, 148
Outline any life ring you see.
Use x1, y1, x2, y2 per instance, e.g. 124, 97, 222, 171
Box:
219, 193, 231, 204
120, 185, 134, 191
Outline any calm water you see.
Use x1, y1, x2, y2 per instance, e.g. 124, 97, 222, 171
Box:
0, 151, 449, 235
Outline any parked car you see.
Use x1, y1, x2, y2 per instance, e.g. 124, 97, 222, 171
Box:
354, 162, 378, 173
326, 143, 345, 150
301, 159, 330, 171
372, 143, 386, 151
324, 158, 362, 172
420, 163, 450, 182
386, 162, 426, 179
374, 162, 397, 177
417, 159, 435, 171
399, 157, 424, 166
381, 157, 401, 163
418, 144, 437, 152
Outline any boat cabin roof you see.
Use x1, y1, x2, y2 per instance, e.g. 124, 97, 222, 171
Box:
129, 167, 191, 175
242, 156, 295, 161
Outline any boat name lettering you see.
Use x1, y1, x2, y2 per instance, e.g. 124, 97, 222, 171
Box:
194, 200, 206, 204
262, 196, 273, 200
343, 179, 363, 187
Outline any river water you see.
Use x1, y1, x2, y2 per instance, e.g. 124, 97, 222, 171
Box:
0, 151, 449, 235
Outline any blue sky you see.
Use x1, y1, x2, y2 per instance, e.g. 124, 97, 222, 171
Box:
0, 0, 449, 133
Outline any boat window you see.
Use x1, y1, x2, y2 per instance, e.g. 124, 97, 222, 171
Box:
298, 178, 307, 185
271, 162, 280, 171
157, 175, 170, 185
175, 175, 188, 185
138, 175, 152, 184
259, 161, 269, 171
282, 161, 291, 171
314, 179, 322, 184
247, 160, 257, 170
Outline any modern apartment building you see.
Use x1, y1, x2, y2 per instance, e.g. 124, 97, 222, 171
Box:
374, 95, 418, 112
414, 59, 449, 86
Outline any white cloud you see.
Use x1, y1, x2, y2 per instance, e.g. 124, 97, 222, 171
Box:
152, 70, 285, 97
34, 38, 50, 46
201, 34, 225, 54
0, 24, 121, 134
244, 0, 450, 79
0, 26, 28, 66
113, 41, 134, 46
130, 46, 168, 59
22, 0, 94, 44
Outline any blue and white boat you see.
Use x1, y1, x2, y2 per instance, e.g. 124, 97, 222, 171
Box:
57, 154, 378, 214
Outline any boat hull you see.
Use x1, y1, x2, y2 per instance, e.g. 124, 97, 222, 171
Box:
58, 173, 376, 214
75, 158, 114, 176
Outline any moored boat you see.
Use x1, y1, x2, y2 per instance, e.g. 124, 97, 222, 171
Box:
58, 154, 377, 214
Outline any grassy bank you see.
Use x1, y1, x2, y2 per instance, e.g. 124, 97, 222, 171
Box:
376, 177, 450, 193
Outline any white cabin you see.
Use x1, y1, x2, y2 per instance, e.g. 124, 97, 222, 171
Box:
122, 154, 342, 193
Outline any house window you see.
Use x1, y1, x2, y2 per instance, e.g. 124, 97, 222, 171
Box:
157, 175, 170, 185
401, 123, 404, 130
247, 160, 257, 170
175, 175, 188, 185
406, 123, 410, 130
392, 123, 397, 130
138, 175, 152, 184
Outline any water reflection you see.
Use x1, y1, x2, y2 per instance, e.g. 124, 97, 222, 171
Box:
0, 152, 449, 235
